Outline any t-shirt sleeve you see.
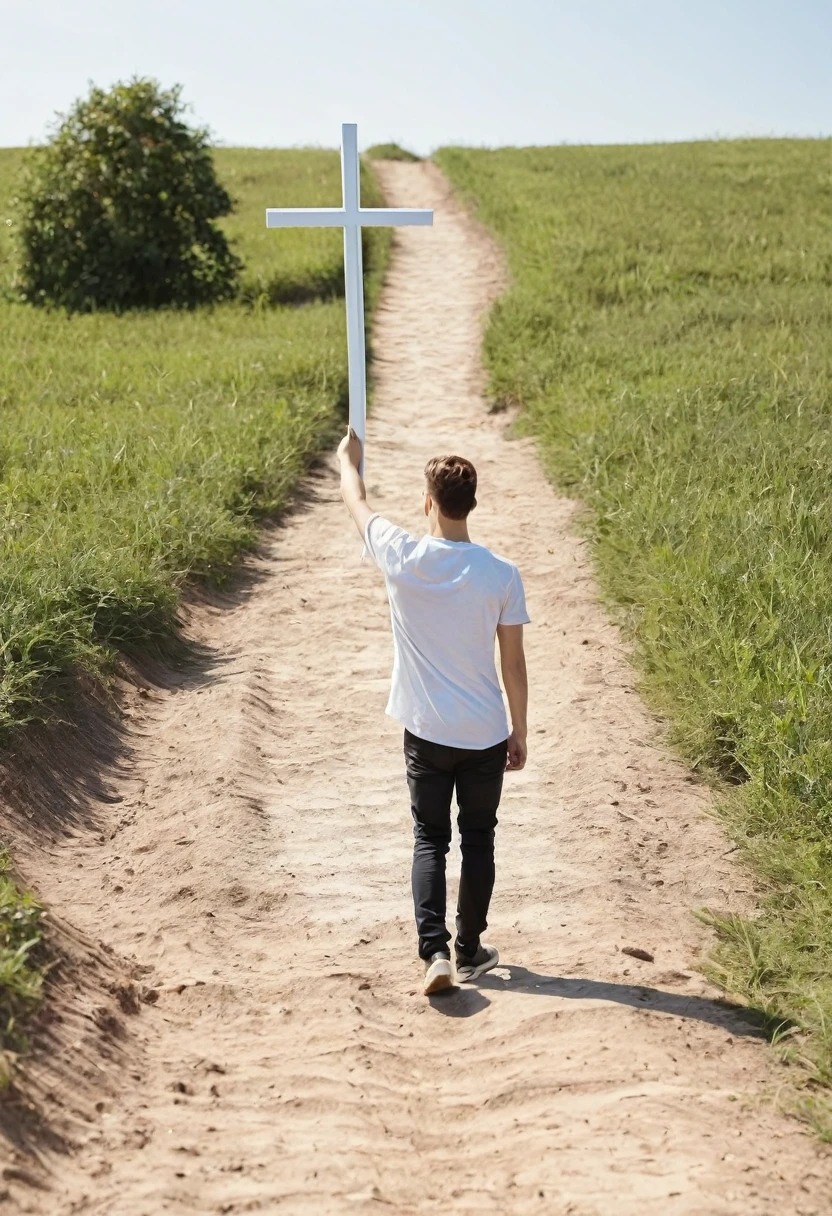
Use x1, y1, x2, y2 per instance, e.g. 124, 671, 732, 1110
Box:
499, 564, 531, 626
363, 513, 414, 573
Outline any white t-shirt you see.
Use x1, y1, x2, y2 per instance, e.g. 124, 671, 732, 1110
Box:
364, 514, 530, 750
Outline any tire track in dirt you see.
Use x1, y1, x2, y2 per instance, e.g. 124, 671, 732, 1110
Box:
8, 160, 829, 1214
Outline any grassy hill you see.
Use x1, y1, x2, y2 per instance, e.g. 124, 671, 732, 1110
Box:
0, 147, 389, 733
436, 138, 832, 1127
0, 146, 390, 1062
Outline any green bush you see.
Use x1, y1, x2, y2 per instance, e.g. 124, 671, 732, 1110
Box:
17, 79, 241, 312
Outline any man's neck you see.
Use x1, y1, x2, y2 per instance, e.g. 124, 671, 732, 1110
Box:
429, 516, 471, 543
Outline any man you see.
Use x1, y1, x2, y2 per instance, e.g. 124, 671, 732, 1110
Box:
337, 428, 529, 996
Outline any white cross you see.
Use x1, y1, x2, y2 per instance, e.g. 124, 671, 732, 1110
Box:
266, 123, 433, 476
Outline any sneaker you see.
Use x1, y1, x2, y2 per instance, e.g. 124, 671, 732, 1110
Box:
455, 943, 499, 982
423, 952, 454, 996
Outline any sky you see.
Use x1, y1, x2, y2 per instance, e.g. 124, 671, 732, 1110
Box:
2, 0, 831, 153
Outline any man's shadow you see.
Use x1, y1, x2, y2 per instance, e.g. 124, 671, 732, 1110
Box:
430, 964, 768, 1037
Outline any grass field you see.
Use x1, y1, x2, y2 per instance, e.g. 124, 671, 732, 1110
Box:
0, 146, 389, 731
0, 145, 391, 1056
436, 138, 832, 1125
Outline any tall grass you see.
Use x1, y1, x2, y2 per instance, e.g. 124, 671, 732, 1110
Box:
0, 853, 44, 1081
0, 147, 390, 731
436, 138, 832, 1116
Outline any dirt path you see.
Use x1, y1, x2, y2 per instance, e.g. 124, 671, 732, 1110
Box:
7, 161, 829, 1214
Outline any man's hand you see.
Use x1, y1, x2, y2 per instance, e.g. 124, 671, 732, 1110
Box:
337, 426, 362, 470
506, 730, 527, 771
338, 426, 373, 539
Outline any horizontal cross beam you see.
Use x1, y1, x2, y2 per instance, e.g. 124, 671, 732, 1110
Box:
266, 207, 433, 228
265, 123, 433, 480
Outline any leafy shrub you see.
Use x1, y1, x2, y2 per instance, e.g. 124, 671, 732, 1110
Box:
17, 78, 241, 312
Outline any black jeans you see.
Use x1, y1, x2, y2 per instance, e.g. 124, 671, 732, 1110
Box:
403, 727, 507, 961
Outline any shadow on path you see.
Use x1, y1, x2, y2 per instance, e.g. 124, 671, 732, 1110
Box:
430, 963, 765, 1036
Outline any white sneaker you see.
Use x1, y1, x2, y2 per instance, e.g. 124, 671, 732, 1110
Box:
423, 952, 454, 995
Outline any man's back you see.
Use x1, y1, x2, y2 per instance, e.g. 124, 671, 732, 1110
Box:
365, 515, 529, 748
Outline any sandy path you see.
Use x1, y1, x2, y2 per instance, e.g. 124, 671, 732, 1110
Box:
7, 161, 830, 1214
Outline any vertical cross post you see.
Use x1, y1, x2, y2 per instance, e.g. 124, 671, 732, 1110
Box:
266, 124, 433, 478
340, 124, 368, 470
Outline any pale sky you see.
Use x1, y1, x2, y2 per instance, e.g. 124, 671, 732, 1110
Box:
2, 0, 830, 153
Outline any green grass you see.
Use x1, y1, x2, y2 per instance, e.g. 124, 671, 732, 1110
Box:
436, 138, 832, 1118
365, 143, 421, 162
0, 146, 390, 732
0, 853, 45, 1080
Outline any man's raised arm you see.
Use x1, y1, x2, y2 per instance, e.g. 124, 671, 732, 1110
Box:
337, 427, 375, 540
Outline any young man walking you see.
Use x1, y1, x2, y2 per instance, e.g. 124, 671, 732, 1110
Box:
338, 429, 529, 996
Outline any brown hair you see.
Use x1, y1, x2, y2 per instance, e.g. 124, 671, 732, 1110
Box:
424, 455, 478, 520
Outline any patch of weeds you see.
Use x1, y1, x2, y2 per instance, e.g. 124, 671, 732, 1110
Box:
0, 852, 46, 1081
